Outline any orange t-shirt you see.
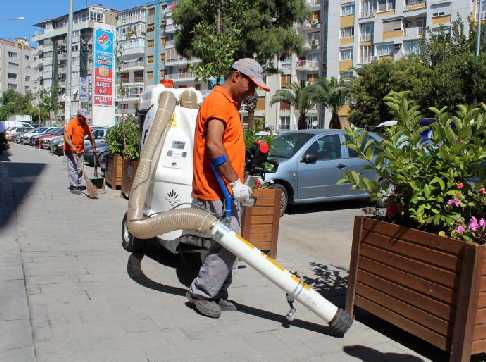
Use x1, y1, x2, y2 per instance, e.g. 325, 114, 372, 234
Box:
64, 116, 92, 153
192, 86, 245, 201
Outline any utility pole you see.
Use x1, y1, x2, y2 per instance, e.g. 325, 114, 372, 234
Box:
65, 0, 74, 123
154, 0, 161, 84
319, 0, 329, 128
477, 0, 483, 56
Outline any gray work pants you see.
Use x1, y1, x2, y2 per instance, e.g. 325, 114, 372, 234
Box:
189, 198, 241, 300
66, 152, 84, 188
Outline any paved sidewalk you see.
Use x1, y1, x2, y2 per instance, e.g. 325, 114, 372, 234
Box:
0, 144, 436, 361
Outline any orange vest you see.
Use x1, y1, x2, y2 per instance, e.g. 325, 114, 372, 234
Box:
64, 116, 91, 153
192, 86, 245, 201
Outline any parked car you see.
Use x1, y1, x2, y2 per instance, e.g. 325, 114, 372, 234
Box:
7, 126, 34, 141
31, 127, 57, 146
84, 139, 107, 166
264, 129, 381, 215
39, 128, 64, 149
49, 135, 64, 155
21, 127, 48, 145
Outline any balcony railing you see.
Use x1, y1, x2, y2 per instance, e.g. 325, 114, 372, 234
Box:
296, 60, 319, 72
165, 72, 196, 81
404, 26, 425, 39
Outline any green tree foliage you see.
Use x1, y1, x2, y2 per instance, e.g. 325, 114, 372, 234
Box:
350, 19, 486, 128
313, 77, 351, 128
105, 115, 140, 159
173, 0, 307, 79
270, 82, 318, 129
0, 90, 35, 120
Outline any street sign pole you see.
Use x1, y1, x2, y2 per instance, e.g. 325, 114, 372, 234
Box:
477, 0, 483, 56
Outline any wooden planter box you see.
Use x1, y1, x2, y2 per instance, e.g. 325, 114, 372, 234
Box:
346, 216, 486, 362
121, 159, 139, 199
105, 154, 123, 189
241, 188, 281, 258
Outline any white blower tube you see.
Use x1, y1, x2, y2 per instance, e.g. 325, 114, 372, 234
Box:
210, 222, 352, 333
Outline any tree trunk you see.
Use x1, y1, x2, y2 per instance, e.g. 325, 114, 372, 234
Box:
248, 109, 255, 130
298, 114, 307, 130
329, 111, 340, 129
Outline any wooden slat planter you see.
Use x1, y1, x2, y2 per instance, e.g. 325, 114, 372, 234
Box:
241, 188, 281, 258
346, 216, 485, 362
121, 159, 139, 199
105, 154, 123, 189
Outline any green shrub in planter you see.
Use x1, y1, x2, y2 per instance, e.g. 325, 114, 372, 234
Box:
105, 115, 140, 160
341, 91, 486, 243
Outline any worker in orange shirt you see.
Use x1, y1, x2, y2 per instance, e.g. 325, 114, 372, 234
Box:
64, 109, 96, 194
186, 59, 270, 318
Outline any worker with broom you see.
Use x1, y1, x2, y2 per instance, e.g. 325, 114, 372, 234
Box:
64, 109, 96, 195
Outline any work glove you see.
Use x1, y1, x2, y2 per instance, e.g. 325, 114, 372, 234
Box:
230, 179, 253, 204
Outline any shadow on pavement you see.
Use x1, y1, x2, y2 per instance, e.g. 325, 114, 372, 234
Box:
302, 263, 349, 308
343, 345, 424, 361
286, 199, 373, 215
0, 160, 46, 231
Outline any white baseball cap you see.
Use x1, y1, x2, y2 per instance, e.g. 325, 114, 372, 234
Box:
231, 58, 270, 92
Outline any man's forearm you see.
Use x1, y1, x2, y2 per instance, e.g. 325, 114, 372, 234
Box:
64, 135, 75, 150
207, 144, 239, 183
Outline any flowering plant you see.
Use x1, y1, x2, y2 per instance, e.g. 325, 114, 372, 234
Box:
341, 91, 486, 243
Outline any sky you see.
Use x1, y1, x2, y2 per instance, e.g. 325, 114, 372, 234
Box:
0, 0, 149, 43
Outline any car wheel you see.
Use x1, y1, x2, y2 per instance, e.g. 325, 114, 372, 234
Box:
271, 183, 289, 217
122, 213, 145, 252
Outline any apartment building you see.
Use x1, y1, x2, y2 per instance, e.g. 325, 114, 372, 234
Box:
144, 1, 203, 89
0, 38, 35, 96
116, 6, 147, 121
327, 0, 476, 81
33, 5, 117, 122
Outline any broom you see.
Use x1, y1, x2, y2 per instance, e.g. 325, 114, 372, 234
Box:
81, 155, 98, 199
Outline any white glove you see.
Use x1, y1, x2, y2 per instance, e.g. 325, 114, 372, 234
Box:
230, 179, 252, 203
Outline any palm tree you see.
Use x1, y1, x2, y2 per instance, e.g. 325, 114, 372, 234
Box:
270, 82, 318, 130
313, 77, 351, 129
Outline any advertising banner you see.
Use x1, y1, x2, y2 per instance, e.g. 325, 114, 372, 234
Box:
92, 27, 116, 127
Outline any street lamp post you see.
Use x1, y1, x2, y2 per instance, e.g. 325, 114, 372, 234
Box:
477, 0, 483, 56
65, 0, 74, 123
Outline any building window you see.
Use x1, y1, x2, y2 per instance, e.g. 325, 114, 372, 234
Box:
432, 11, 449, 17
360, 22, 373, 42
340, 27, 354, 39
340, 70, 354, 79
147, 55, 154, 64
279, 116, 290, 130
341, 3, 355, 16
377, 0, 395, 12
403, 40, 419, 55
376, 43, 394, 56
8, 51, 17, 58
147, 71, 153, 80
360, 0, 376, 17
280, 102, 291, 110
340, 47, 353, 61
147, 39, 154, 47
8, 73, 17, 79
281, 74, 291, 88
406, 0, 426, 5
360, 45, 374, 63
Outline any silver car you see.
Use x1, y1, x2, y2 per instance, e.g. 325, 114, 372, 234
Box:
264, 129, 380, 214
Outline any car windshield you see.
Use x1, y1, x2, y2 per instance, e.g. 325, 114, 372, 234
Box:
269, 133, 314, 159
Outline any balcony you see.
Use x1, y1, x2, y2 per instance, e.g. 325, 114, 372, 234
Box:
405, 1, 426, 11
302, 20, 321, 32
404, 26, 425, 40
383, 29, 404, 40
164, 57, 200, 67
164, 24, 178, 33
165, 72, 196, 82
296, 60, 319, 72
306, 0, 320, 11
120, 61, 145, 71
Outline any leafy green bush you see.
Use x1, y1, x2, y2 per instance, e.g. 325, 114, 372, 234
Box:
342, 91, 486, 243
105, 115, 140, 160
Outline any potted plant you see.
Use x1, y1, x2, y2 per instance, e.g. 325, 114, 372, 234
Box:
120, 115, 140, 199
105, 122, 124, 189
241, 130, 281, 258
342, 91, 486, 361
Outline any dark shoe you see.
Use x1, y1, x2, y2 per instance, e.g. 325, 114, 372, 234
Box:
68, 185, 77, 190
77, 185, 87, 191
186, 292, 221, 318
217, 298, 237, 312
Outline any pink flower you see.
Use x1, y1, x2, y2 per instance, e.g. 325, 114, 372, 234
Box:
447, 198, 461, 207
480, 188, 486, 195
480, 219, 486, 228
470, 216, 479, 232
456, 183, 464, 190
456, 225, 465, 234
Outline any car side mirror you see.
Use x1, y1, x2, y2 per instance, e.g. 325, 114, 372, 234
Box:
302, 152, 318, 164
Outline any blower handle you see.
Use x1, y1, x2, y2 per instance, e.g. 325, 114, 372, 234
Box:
210, 155, 233, 220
